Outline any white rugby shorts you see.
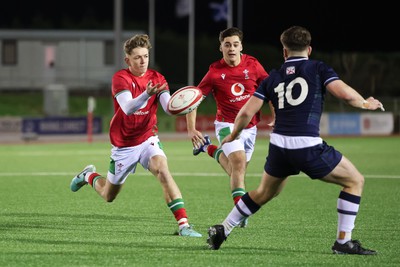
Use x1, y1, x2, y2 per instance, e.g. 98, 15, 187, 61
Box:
214, 121, 257, 162
107, 135, 166, 185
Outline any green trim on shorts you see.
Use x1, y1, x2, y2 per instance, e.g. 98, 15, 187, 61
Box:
108, 157, 115, 175
218, 126, 231, 142
158, 141, 164, 150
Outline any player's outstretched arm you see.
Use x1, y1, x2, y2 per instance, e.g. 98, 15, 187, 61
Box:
327, 80, 385, 111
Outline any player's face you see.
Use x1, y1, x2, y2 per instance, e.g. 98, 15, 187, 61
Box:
220, 36, 242, 67
125, 47, 149, 77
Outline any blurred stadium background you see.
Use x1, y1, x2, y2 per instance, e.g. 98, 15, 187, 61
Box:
0, 0, 398, 143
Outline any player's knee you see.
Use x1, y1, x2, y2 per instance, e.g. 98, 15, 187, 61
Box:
155, 167, 173, 184
347, 173, 365, 190
229, 155, 246, 170
355, 174, 365, 188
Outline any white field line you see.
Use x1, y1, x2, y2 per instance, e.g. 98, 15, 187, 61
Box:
0, 172, 399, 179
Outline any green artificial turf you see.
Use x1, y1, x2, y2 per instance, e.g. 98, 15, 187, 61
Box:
0, 136, 399, 266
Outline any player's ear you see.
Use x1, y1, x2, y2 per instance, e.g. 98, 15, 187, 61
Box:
308, 46, 312, 56
219, 45, 222, 51
124, 57, 129, 65
283, 48, 288, 59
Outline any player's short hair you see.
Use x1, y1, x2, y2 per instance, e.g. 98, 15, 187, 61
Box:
124, 34, 152, 55
280, 26, 311, 52
219, 27, 243, 43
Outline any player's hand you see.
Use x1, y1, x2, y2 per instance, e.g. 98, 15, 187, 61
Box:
188, 130, 206, 149
146, 80, 167, 96
364, 96, 385, 111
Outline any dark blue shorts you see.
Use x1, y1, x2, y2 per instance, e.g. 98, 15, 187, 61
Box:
264, 141, 342, 179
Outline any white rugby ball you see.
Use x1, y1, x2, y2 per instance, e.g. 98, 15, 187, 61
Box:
167, 86, 203, 115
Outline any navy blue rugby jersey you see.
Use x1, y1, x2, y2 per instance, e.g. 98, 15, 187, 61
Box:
254, 57, 339, 137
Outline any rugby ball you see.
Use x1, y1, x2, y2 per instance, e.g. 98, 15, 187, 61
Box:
167, 86, 203, 115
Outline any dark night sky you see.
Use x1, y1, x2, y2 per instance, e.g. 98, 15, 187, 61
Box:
1, 0, 397, 52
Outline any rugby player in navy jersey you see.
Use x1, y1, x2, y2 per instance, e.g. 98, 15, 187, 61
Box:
207, 26, 383, 254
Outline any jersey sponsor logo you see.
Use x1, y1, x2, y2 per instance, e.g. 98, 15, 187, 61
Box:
229, 94, 250, 103
221, 73, 226, 80
133, 110, 150, 115
230, 83, 249, 102
231, 83, 245, 96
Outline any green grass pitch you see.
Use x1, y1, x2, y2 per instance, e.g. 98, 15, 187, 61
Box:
0, 136, 399, 266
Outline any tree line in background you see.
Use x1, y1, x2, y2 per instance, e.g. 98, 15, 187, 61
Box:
3, 18, 399, 97
153, 31, 400, 97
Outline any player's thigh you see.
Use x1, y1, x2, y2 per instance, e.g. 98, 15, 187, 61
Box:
108, 146, 140, 185
214, 121, 255, 160
241, 127, 256, 161
322, 155, 364, 188
143, 138, 168, 176
222, 139, 245, 158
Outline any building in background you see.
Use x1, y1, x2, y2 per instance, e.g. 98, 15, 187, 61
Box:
0, 29, 143, 90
